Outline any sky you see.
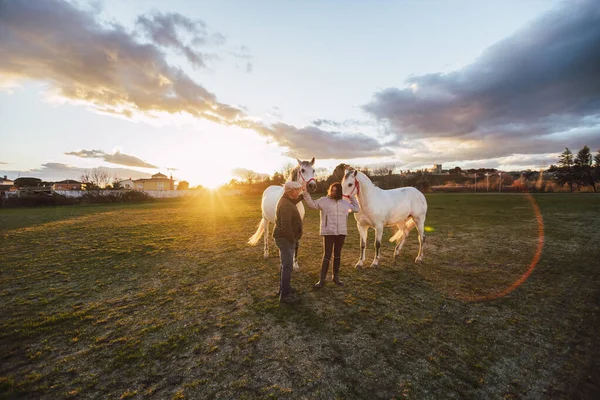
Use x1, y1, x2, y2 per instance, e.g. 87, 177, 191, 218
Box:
1, 0, 599, 188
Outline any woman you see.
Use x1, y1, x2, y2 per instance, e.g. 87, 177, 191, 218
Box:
303, 182, 360, 288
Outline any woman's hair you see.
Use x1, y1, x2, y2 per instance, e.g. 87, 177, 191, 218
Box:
328, 182, 343, 200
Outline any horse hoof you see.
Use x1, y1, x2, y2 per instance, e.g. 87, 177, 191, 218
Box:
263, 254, 269, 259
370, 263, 379, 268
355, 264, 363, 270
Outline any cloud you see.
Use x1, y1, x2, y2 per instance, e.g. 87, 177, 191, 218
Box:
0, 162, 8, 165
0, 0, 243, 124
312, 119, 375, 129
0, 163, 152, 182
0, 0, 390, 161
64, 149, 158, 168
363, 0, 600, 159
268, 123, 394, 160
136, 12, 218, 68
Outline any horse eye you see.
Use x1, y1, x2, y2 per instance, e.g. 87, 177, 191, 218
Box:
348, 183, 353, 187
301, 169, 305, 173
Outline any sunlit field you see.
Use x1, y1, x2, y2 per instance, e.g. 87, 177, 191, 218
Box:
1, 193, 599, 399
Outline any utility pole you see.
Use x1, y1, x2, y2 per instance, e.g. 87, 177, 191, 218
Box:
474, 173, 477, 192
499, 172, 502, 192
485, 173, 489, 192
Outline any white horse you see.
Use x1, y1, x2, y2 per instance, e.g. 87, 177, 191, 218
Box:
341, 170, 428, 268
248, 158, 317, 269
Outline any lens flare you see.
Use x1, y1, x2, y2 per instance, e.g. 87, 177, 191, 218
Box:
456, 193, 544, 302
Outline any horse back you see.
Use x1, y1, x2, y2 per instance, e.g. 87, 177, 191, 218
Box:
356, 186, 427, 227
261, 185, 305, 223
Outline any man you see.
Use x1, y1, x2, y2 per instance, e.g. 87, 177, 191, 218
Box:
273, 181, 304, 304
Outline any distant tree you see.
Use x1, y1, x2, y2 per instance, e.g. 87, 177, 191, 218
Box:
574, 145, 596, 192
177, 180, 190, 190
594, 149, 600, 191
358, 166, 372, 178
111, 176, 123, 190
243, 170, 259, 185
331, 163, 351, 182
373, 164, 395, 176
450, 166, 462, 175
270, 171, 286, 186
372, 164, 395, 188
415, 175, 431, 192
279, 162, 295, 180
80, 169, 111, 191
14, 177, 42, 187
550, 148, 575, 191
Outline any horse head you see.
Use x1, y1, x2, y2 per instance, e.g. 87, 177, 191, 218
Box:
341, 169, 360, 198
292, 157, 317, 193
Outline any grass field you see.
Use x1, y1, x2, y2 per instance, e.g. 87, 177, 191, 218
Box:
1, 193, 599, 399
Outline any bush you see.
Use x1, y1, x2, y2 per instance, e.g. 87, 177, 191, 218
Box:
81, 190, 154, 204
119, 190, 154, 203
1, 193, 80, 208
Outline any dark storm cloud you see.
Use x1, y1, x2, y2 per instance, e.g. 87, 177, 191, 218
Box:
65, 149, 157, 168
363, 0, 600, 157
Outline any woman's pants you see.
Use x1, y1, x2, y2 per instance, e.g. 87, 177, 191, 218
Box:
319, 235, 346, 282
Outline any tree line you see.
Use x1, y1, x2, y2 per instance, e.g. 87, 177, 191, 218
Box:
226, 146, 600, 194
547, 146, 599, 192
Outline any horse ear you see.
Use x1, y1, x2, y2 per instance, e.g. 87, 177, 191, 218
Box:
310, 157, 315, 166
296, 158, 301, 165
353, 170, 357, 177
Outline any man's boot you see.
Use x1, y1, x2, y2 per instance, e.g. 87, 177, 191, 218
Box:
333, 257, 344, 286
280, 292, 300, 304
314, 258, 329, 288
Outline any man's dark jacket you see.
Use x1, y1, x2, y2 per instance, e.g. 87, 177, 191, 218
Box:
273, 194, 303, 244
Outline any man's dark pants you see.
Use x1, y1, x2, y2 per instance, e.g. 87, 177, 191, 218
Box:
275, 237, 296, 296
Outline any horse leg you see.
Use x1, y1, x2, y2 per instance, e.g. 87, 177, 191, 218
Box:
263, 219, 270, 259
293, 240, 300, 270
355, 223, 368, 269
413, 215, 426, 263
393, 223, 408, 259
371, 224, 384, 268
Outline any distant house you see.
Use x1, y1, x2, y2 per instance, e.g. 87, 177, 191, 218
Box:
119, 179, 135, 189
0, 175, 16, 198
133, 172, 174, 191
1, 175, 13, 185
52, 180, 83, 191
429, 164, 443, 174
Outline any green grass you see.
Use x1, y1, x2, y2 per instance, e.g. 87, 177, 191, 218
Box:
1, 193, 599, 399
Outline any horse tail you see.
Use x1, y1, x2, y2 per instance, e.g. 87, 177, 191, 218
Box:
389, 218, 416, 243
248, 218, 266, 246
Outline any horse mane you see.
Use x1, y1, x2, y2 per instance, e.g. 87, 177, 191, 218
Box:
345, 169, 375, 189
289, 165, 298, 182
290, 160, 313, 182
